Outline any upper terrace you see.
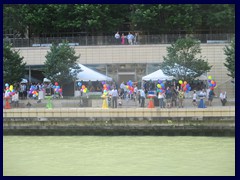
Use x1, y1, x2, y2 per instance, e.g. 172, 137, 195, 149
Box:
4, 33, 234, 48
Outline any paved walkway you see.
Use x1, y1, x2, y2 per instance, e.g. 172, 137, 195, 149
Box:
6, 97, 235, 109
116, 97, 235, 108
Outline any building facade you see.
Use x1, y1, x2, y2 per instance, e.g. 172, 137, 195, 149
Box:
14, 43, 235, 97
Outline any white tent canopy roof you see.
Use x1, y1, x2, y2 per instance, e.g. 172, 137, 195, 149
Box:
20, 78, 28, 84
22, 75, 41, 83
142, 69, 174, 81
75, 64, 112, 82
171, 63, 208, 80
195, 74, 208, 80
142, 67, 207, 81
43, 78, 51, 83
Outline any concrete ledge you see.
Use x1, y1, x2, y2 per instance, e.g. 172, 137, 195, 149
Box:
3, 107, 235, 118
3, 107, 235, 136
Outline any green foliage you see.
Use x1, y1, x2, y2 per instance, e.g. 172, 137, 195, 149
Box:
202, 4, 235, 33
131, 4, 203, 34
3, 4, 235, 36
160, 37, 212, 81
43, 42, 81, 85
3, 43, 26, 84
224, 38, 235, 78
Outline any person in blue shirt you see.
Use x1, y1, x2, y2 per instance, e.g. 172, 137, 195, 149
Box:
127, 32, 134, 45
140, 88, 146, 107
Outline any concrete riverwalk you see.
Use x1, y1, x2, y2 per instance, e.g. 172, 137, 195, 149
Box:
3, 105, 235, 136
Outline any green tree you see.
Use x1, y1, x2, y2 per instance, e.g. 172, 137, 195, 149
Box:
133, 4, 202, 34
224, 38, 235, 78
160, 37, 212, 81
43, 42, 81, 86
3, 4, 27, 38
3, 43, 26, 84
4, 4, 235, 36
200, 4, 235, 33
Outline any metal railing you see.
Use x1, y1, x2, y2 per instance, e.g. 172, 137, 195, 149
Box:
3, 33, 234, 47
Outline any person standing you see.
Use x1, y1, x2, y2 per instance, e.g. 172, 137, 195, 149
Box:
165, 87, 172, 108
198, 89, 206, 108
137, 90, 141, 105
12, 90, 19, 107
158, 91, 165, 108
192, 90, 198, 106
133, 85, 138, 101
133, 32, 138, 45
120, 81, 125, 99
123, 83, 128, 101
121, 33, 125, 45
208, 88, 215, 106
178, 89, 185, 108
20, 83, 27, 99
114, 32, 120, 44
171, 87, 178, 107
111, 86, 118, 108
127, 32, 134, 45
140, 88, 146, 107
219, 90, 227, 106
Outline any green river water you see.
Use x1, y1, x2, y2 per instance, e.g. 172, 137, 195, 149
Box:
3, 136, 235, 176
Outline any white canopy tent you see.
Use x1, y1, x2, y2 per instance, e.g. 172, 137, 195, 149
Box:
20, 78, 28, 84
43, 78, 51, 83
23, 75, 41, 83
76, 64, 112, 82
195, 74, 208, 81
142, 64, 208, 81
142, 69, 174, 81
169, 63, 208, 80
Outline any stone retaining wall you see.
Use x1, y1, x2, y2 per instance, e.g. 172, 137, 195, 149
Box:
3, 107, 235, 136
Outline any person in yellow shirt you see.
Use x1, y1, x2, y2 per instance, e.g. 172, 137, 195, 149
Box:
178, 89, 185, 108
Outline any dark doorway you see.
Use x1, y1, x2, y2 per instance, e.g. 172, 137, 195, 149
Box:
118, 74, 135, 85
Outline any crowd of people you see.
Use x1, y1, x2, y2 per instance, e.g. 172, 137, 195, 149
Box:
114, 32, 139, 45
101, 80, 228, 109
4, 79, 228, 109
3, 81, 63, 107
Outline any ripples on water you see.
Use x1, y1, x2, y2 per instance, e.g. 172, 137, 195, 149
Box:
3, 136, 235, 176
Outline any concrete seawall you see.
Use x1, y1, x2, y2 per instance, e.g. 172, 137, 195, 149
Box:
3, 107, 235, 136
